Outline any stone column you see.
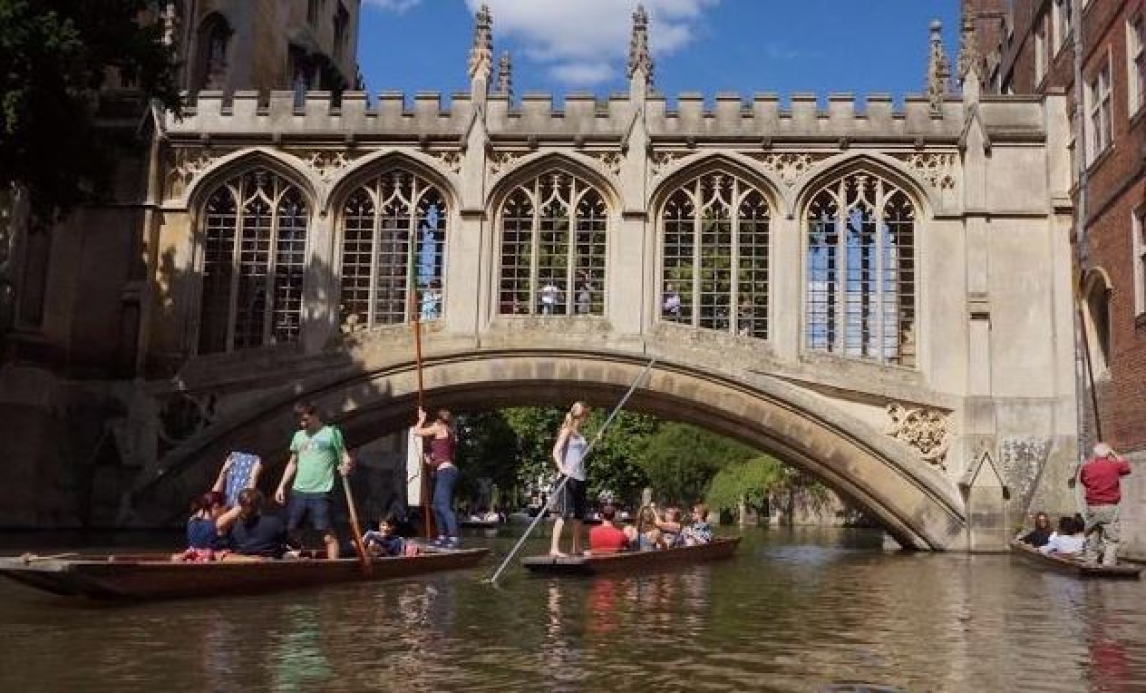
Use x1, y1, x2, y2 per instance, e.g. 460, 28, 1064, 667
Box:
769, 211, 802, 361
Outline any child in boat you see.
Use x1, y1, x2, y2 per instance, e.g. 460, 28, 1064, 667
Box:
1039, 516, 1086, 557
682, 503, 714, 546
174, 491, 230, 562
362, 515, 410, 557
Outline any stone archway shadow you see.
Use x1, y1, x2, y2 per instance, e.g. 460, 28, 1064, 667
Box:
133, 350, 966, 550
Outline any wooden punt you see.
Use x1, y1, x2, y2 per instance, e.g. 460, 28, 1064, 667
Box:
521, 536, 740, 576
0, 547, 489, 601
1009, 541, 1142, 579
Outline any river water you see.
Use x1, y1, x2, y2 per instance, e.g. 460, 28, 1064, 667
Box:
0, 527, 1144, 692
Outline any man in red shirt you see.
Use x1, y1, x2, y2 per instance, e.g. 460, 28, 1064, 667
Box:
589, 505, 628, 554
1080, 442, 1133, 565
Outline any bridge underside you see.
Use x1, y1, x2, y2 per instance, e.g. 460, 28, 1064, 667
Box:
130, 350, 967, 549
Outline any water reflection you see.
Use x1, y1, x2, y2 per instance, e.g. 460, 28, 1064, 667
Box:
269, 604, 333, 692
1, 528, 1145, 692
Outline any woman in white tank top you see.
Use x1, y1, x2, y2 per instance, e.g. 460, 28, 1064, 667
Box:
549, 401, 589, 557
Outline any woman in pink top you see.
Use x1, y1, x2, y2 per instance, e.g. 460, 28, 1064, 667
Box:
414, 406, 459, 548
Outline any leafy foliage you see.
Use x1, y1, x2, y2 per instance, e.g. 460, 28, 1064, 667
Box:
501, 406, 565, 496
635, 422, 756, 505
581, 410, 657, 506
705, 455, 785, 514
455, 410, 519, 504
0, 0, 181, 218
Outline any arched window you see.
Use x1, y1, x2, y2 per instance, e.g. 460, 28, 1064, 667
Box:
1083, 272, 1112, 375
498, 172, 607, 316
198, 168, 309, 355
805, 172, 916, 366
338, 170, 447, 331
660, 172, 771, 338
195, 13, 231, 91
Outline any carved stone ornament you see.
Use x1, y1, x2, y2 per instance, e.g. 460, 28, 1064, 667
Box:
592, 150, 624, 177
750, 152, 827, 186
650, 150, 680, 177
895, 152, 957, 190
300, 150, 354, 182
487, 150, 523, 176
434, 150, 464, 174
999, 437, 1051, 505
166, 148, 220, 200
884, 402, 951, 467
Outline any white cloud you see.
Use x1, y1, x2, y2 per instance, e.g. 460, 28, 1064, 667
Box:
365, 0, 423, 13
465, 0, 720, 86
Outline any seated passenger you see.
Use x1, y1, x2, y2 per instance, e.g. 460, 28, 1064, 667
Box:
1019, 512, 1053, 548
589, 504, 628, 554
173, 490, 229, 562
1040, 516, 1086, 557
625, 504, 660, 550
681, 503, 714, 546
222, 489, 290, 559
362, 515, 408, 557
650, 504, 684, 549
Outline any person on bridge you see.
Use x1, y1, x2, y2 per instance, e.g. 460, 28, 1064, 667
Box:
1080, 442, 1133, 566
414, 406, 460, 549
588, 504, 628, 554
550, 401, 589, 557
274, 402, 354, 560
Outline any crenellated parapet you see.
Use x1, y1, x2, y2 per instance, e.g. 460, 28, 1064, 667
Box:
166, 89, 1046, 146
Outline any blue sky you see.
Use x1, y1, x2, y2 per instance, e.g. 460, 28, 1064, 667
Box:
358, 1, 962, 102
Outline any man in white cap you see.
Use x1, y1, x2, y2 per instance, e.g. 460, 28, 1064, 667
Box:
1079, 442, 1132, 565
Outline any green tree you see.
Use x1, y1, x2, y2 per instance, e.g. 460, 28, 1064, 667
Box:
499, 406, 660, 509
1, 1, 181, 219
581, 410, 657, 507
636, 422, 756, 504
705, 455, 785, 517
502, 406, 565, 504
455, 410, 519, 507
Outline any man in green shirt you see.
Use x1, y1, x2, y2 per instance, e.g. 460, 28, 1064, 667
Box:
275, 402, 354, 559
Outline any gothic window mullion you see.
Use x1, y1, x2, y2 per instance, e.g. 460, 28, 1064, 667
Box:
834, 179, 848, 355
729, 181, 741, 335
691, 177, 702, 328
874, 187, 887, 363
530, 179, 541, 313
226, 184, 243, 352
368, 180, 381, 327
262, 188, 281, 344
404, 196, 417, 324
565, 186, 580, 317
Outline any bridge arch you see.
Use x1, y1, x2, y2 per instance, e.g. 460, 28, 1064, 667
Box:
131, 350, 966, 550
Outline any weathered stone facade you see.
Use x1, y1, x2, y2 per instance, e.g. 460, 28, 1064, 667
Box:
980, 0, 1146, 559
0, 6, 1084, 551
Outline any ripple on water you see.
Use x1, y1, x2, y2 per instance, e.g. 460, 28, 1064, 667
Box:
1, 529, 1145, 692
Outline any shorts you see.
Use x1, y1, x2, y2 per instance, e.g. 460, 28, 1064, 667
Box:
287, 491, 333, 532
553, 477, 587, 521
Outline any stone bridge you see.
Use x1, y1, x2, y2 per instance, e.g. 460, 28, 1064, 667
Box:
119, 15, 1081, 551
